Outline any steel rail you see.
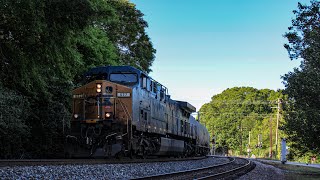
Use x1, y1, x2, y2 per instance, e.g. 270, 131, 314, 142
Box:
197, 157, 253, 180
133, 156, 236, 180
0, 156, 206, 167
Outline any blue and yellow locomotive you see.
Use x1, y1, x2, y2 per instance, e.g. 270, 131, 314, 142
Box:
66, 66, 210, 158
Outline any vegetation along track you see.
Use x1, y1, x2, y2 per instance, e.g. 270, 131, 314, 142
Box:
133, 155, 255, 180
0, 156, 205, 167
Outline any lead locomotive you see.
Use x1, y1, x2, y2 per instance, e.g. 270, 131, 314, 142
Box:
66, 66, 210, 158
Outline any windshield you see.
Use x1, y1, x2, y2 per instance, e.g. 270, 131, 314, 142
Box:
110, 73, 138, 83
84, 73, 108, 84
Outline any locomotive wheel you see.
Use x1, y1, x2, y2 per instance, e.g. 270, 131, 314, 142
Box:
129, 150, 135, 159
141, 146, 147, 159
137, 145, 147, 159
137, 139, 148, 159
64, 143, 76, 159
129, 144, 136, 159
115, 144, 126, 159
64, 152, 72, 159
115, 151, 124, 159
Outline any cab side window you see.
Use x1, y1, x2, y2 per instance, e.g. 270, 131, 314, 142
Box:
140, 76, 144, 88
152, 81, 157, 93
143, 78, 147, 89
180, 120, 184, 133
160, 89, 164, 100
147, 79, 151, 91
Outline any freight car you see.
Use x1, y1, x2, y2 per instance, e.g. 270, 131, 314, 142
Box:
65, 66, 210, 158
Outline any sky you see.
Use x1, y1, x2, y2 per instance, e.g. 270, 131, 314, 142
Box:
130, 0, 310, 111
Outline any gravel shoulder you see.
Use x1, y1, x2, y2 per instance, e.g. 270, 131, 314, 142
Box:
237, 160, 286, 180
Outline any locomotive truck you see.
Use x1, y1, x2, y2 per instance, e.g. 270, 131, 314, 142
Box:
66, 66, 210, 158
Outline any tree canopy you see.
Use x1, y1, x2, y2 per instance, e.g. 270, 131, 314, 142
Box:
200, 87, 285, 157
282, 0, 320, 156
0, 0, 155, 158
106, 0, 156, 73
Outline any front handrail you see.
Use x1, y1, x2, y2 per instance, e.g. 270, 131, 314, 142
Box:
117, 99, 133, 146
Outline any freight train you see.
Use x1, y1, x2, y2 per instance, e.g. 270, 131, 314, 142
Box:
65, 66, 210, 158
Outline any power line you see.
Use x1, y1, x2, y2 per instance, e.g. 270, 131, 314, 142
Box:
201, 112, 278, 117
204, 100, 290, 105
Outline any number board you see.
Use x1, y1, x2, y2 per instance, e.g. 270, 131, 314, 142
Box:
117, 92, 131, 98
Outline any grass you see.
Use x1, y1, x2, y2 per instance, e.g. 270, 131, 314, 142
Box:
262, 161, 320, 180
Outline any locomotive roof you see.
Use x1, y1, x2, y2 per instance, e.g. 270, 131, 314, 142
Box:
84, 66, 145, 76
85, 66, 197, 112
84, 65, 167, 88
176, 101, 196, 113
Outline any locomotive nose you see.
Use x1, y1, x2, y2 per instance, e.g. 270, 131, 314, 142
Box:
72, 79, 133, 124
72, 80, 116, 122
98, 83, 115, 120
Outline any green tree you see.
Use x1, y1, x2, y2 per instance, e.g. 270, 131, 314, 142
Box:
0, 0, 155, 158
200, 87, 284, 157
282, 1, 320, 155
0, 85, 30, 158
105, 0, 156, 73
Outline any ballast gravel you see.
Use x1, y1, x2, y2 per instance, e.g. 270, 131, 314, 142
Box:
0, 157, 229, 179
237, 160, 285, 180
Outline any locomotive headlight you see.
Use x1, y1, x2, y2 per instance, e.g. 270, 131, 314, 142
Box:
96, 83, 102, 93
74, 114, 79, 119
105, 112, 111, 118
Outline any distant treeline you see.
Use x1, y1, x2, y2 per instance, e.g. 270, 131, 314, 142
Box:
0, 0, 155, 158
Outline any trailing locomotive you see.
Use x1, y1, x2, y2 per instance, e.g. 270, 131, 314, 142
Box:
66, 66, 210, 158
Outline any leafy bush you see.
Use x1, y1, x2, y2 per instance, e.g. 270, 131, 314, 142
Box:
0, 85, 30, 158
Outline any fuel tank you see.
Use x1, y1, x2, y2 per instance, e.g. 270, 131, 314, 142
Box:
156, 137, 184, 155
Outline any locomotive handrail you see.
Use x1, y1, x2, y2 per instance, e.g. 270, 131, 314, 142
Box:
105, 133, 117, 140
117, 99, 133, 149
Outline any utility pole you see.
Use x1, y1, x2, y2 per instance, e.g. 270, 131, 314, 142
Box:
275, 98, 282, 159
240, 119, 243, 156
249, 131, 251, 145
269, 116, 273, 158
258, 133, 262, 157
248, 131, 251, 158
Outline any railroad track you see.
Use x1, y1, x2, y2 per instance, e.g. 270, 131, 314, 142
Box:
133, 156, 255, 180
0, 156, 205, 167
